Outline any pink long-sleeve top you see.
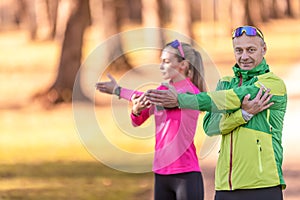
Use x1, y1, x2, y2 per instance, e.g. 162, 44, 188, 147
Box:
120, 78, 201, 175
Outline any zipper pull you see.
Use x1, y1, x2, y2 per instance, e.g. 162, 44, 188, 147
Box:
257, 139, 262, 151
238, 73, 243, 87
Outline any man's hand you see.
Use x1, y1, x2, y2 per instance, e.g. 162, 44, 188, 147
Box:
95, 73, 118, 94
145, 84, 179, 108
242, 87, 274, 115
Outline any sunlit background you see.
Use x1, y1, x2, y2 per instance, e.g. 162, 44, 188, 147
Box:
0, 0, 299, 199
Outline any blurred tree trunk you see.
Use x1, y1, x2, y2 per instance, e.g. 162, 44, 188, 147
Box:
118, 0, 142, 23
260, 0, 273, 22
245, 0, 264, 26
19, 0, 58, 40
89, 0, 104, 41
141, 0, 164, 61
286, 0, 300, 18
142, 0, 160, 27
45, 0, 59, 39
270, 0, 287, 18
36, 0, 91, 105
170, 0, 193, 41
102, 0, 132, 72
24, 0, 38, 40
200, 0, 215, 21
215, 0, 232, 36
55, 0, 74, 40
199, 0, 222, 40
0, 0, 23, 29
231, 0, 246, 27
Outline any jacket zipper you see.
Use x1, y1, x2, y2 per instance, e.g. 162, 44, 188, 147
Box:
228, 132, 233, 190
257, 139, 263, 173
238, 73, 243, 86
266, 109, 273, 132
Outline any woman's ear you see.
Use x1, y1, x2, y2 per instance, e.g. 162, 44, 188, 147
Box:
179, 60, 190, 77
180, 60, 189, 70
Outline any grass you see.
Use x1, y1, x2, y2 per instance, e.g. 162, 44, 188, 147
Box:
0, 103, 155, 199
0, 161, 153, 200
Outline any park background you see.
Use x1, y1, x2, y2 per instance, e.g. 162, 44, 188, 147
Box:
0, 0, 300, 199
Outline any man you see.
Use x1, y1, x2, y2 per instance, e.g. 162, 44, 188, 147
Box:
146, 26, 287, 200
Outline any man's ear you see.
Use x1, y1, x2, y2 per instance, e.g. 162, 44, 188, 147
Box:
262, 43, 267, 55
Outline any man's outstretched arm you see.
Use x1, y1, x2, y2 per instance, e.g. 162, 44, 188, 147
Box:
146, 83, 272, 113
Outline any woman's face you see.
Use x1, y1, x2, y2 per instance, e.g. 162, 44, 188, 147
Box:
160, 47, 186, 82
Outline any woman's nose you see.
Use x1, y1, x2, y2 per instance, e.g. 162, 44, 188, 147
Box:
159, 63, 164, 70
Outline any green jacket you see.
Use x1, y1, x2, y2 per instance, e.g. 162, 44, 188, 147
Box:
178, 59, 287, 190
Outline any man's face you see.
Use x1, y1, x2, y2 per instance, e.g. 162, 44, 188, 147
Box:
232, 34, 267, 70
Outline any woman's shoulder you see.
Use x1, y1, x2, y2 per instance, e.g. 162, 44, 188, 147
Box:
172, 78, 200, 94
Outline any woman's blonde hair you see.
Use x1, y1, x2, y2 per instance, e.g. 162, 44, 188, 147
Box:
165, 41, 207, 92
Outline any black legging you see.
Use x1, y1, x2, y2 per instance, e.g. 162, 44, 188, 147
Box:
154, 172, 204, 200
215, 185, 283, 200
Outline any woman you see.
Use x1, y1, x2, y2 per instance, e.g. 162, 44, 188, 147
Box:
96, 40, 206, 200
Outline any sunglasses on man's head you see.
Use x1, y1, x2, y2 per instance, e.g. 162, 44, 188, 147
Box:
170, 39, 185, 59
232, 26, 264, 40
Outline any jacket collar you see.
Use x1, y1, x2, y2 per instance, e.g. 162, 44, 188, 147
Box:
233, 58, 270, 79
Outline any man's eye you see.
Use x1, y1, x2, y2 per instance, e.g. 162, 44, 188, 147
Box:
249, 48, 256, 53
235, 49, 242, 53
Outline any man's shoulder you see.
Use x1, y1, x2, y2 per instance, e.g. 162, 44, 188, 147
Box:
216, 76, 236, 90
258, 72, 285, 84
257, 72, 287, 95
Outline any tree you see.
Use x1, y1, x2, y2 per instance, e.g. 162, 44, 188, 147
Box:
102, 0, 133, 72
170, 0, 193, 40
35, 0, 91, 105
24, 0, 38, 40
45, 0, 59, 39
141, 0, 164, 61
245, 0, 264, 26
286, 0, 300, 18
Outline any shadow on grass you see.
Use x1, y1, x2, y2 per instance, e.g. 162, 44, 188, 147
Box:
0, 161, 299, 200
0, 161, 153, 200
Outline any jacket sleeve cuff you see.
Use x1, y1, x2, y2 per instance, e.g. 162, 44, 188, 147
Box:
120, 88, 143, 101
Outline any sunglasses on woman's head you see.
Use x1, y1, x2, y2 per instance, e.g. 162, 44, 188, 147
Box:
170, 39, 185, 59
232, 26, 264, 40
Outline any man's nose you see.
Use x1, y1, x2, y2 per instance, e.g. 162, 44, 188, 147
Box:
241, 51, 249, 60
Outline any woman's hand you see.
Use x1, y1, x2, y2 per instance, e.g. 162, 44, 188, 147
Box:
132, 93, 151, 116
95, 73, 118, 95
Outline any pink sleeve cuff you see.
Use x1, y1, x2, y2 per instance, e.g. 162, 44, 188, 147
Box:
120, 88, 143, 101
